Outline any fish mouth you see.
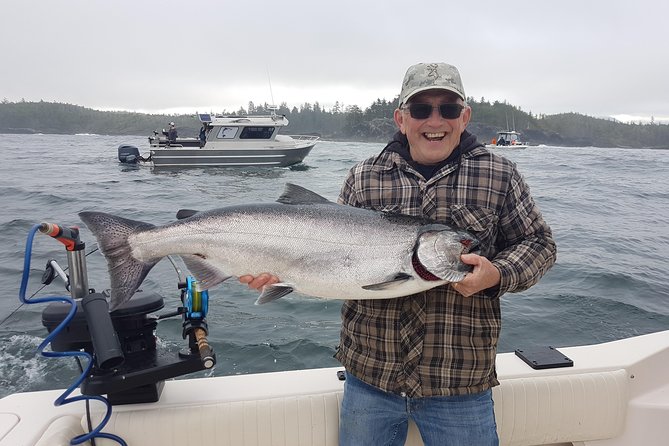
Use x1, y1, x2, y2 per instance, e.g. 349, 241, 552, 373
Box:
461, 236, 480, 255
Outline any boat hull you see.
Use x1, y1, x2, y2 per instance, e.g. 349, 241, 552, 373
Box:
485, 144, 529, 149
149, 144, 315, 167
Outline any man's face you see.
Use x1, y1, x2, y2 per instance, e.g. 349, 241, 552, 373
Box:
394, 90, 471, 165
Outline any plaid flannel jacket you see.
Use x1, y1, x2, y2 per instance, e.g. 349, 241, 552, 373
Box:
335, 142, 556, 397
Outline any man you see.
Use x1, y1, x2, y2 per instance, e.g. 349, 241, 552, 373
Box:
167, 122, 178, 144
242, 62, 556, 445
199, 124, 208, 148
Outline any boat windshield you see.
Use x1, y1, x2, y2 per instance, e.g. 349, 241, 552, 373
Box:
499, 132, 520, 142
240, 127, 275, 139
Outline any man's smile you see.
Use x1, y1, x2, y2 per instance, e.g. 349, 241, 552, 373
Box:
424, 132, 446, 141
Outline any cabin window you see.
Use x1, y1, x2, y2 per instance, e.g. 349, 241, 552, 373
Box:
240, 126, 275, 139
216, 127, 239, 139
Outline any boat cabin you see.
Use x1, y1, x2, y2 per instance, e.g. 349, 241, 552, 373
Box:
198, 112, 289, 144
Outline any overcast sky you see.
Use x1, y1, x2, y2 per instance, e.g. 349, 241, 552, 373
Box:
2, 0, 668, 123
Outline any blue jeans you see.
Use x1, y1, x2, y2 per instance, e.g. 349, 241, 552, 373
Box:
339, 373, 498, 446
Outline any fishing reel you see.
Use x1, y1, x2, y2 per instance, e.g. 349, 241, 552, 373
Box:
181, 277, 214, 369
38, 222, 217, 405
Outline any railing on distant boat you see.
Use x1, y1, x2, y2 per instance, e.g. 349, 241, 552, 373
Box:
286, 135, 320, 142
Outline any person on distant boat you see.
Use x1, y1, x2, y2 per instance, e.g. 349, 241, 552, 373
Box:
199, 124, 207, 148
167, 122, 178, 145
241, 62, 556, 446
497, 137, 506, 146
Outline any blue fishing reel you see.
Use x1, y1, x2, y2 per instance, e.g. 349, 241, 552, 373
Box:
184, 276, 209, 319
180, 277, 215, 369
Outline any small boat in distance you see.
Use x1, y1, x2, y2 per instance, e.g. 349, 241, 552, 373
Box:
119, 108, 319, 168
486, 130, 529, 149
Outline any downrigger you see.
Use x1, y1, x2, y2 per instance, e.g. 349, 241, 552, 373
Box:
38, 221, 216, 405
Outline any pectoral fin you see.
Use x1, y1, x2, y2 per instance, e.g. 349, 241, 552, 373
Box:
361, 273, 413, 291
255, 283, 295, 304
181, 255, 232, 289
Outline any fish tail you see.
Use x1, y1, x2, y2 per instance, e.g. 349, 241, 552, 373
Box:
79, 211, 158, 311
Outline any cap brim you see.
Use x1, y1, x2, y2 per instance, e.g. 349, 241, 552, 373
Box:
402, 86, 465, 105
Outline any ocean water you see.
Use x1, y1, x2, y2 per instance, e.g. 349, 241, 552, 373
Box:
1, 134, 668, 399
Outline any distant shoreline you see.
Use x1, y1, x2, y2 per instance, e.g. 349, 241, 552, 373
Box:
2, 100, 668, 149
2, 131, 667, 151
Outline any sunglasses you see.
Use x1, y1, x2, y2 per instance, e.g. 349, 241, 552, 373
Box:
403, 103, 464, 120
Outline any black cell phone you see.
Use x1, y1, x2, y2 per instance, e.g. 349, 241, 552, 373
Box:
514, 346, 573, 370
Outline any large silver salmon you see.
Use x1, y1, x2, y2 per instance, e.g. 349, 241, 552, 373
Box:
80, 184, 478, 311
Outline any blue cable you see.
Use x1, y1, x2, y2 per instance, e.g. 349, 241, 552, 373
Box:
19, 224, 127, 446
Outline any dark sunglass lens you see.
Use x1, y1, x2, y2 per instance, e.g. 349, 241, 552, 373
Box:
408, 103, 463, 119
439, 104, 463, 119
409, 104, 433, 119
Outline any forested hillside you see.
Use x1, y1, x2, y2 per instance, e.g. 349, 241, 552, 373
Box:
1, 99, 667, 149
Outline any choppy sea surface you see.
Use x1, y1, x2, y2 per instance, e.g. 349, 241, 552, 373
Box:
1, 134, 668, 399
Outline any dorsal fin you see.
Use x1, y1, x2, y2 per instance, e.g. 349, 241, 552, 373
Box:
276, 183, 333, 205
176, 209, 199, 219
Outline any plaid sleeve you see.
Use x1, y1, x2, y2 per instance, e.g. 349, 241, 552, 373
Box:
338, 166, 359, 206
490, 168, 557, 296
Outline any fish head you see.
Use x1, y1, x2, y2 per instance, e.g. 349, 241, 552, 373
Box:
415, 228, 479, 282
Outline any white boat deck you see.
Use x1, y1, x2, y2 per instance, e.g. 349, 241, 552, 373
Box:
1, 330, 668, 446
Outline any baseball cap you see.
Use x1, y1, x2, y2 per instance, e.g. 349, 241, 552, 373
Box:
169, 122, 175, 126
398, 63, 466, 106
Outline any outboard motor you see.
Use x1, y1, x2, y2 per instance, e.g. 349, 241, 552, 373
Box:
118, 144, 141, 164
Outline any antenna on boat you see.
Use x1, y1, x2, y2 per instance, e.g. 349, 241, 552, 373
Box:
266, 66, 277, 116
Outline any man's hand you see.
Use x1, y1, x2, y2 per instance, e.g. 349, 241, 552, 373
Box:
239, 273, 280, 290
451, 253, 500, 297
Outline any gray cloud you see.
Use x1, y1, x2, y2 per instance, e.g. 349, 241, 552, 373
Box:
2, 0, 667, 122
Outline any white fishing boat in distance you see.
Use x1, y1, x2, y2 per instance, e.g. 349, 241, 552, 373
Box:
118, 110, 319, 168
1, 329, 668, 446
485, 130, 529, 149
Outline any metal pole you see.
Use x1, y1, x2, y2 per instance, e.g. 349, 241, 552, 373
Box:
67, 249, 89, 299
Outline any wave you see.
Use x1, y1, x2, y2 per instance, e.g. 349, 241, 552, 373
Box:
0, 334, 80, 398
2, 135, 668, 397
